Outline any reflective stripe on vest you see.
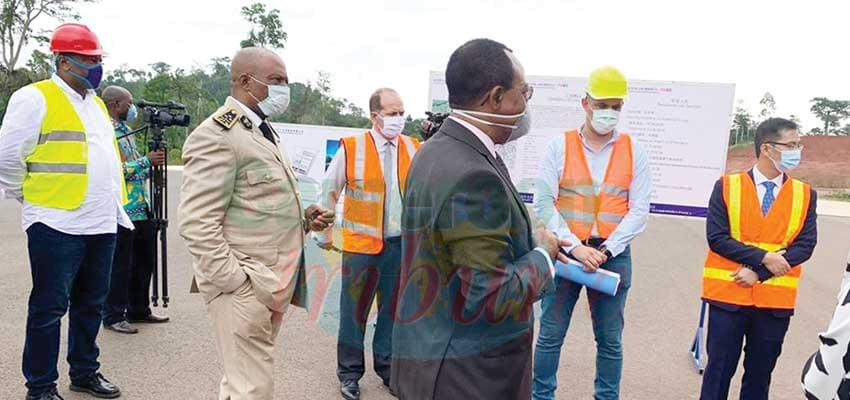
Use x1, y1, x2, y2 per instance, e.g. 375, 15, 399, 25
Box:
22, 79, 127, 210
701, 173, 810, 309
556, 130, 633, 240
341, 132, 420, 254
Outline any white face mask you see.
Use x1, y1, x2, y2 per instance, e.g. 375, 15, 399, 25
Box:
377, 114, 405, 139
590, 108, 620, 135
454, 108, 531, 143
249, 76, 291, 118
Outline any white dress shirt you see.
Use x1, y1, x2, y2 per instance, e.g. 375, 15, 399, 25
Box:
0, 74, 132, 234
449, 116, 498, 158
450, 116, 555, 275
535, 128, 652, 258
752, 165, 784, 208
314, 129, 403, 245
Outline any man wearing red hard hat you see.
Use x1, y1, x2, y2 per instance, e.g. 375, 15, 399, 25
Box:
0, 23, 127, 400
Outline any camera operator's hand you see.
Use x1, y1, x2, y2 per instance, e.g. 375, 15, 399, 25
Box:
147, 150, 166, 167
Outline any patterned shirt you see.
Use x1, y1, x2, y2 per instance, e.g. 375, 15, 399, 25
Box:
115, 121, 151, 221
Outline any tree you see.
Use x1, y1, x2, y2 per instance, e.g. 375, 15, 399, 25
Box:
810, 97, 850, 136
729, 105, 754, 146
758, 92, 776, 120
0, 0, 91, 72
240, 2, 286, 49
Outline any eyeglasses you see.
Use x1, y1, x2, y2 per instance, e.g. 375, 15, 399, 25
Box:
767, 141, 804, 150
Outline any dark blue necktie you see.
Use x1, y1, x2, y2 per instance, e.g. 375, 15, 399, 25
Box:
761, 181, 777, 216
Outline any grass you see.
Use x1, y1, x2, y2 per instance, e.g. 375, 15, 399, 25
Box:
825, 190, 850, 202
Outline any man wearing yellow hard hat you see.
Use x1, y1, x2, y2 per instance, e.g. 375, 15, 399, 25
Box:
532, 66, 652, 400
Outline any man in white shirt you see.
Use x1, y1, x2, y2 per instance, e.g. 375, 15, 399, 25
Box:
314, 88, 420, 400
0, 24, 126, 400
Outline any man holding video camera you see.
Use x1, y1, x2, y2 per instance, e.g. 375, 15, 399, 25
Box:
101, 86, 170, 335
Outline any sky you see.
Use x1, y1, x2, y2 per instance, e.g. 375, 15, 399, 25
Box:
24, 0, 850, 130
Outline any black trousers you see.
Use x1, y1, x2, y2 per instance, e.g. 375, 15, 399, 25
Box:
700, 304, 791, 400
103, 219, 156, 325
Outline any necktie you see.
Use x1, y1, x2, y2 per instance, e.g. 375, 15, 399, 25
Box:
761, 181, 777, 216
383, 141, 401, 236
258, 121, 276, 145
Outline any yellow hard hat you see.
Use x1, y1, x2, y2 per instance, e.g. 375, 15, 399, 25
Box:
586, 66, 628, 100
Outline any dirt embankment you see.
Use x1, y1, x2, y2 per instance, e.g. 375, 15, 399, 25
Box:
726, 136, 850, 189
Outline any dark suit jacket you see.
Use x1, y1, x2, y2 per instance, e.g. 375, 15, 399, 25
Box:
390, 118, 554, 400
704, 169, 817, 317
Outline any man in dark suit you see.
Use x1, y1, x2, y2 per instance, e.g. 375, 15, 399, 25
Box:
699, 117, 817, 400
390, 38, 570, 400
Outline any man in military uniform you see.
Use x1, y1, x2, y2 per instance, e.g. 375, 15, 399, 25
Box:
178, 47, 335, 399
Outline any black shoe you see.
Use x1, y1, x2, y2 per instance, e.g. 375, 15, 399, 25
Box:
340, 379, 360, 400
26, 389, 64, 400
103, 321, 138, 334
127, 313, 170, 324
69, 372, 121, 399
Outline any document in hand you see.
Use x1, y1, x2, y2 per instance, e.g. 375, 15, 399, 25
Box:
555, 259, 622, 296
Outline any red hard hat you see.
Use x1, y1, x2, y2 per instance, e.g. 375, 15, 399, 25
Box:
49, 23, 102, 56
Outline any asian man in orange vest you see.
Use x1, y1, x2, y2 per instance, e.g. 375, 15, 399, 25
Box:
532, 66, 652, 400
699, 117, 817, 400
315, 88, 420, 400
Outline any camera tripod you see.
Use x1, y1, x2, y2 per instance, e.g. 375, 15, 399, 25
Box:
148, 124, 170, 308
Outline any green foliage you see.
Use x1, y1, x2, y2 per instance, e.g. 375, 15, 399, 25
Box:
97, 61, 379, 164
403, 115, 425, 141
240, 2, 286, 49
1, 0, 92, 72
728, 105, 755, 146
0, 0, 92, 116
810, 97, 850, 136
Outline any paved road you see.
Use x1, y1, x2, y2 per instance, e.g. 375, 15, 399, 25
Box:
1, 171, 848, 399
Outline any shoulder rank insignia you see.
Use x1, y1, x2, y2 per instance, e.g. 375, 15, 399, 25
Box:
213, 109, 238, 130
240, 115, 253, 130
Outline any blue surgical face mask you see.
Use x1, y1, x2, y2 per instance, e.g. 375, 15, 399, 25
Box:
65, 56, 104, 89
125, 104, 138, 123
773, 148, 802, 171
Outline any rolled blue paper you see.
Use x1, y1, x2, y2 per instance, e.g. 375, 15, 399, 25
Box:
554, 259, 621, 296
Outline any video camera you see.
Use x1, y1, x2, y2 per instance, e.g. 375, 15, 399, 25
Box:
136, 100, 191, 129
421, 111, 449, 141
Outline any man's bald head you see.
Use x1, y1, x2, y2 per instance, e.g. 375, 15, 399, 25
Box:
230, 47, 288, 118
102, 85, 133, 122
102, 85, 131, 104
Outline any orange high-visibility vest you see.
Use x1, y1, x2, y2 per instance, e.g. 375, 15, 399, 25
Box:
341, 132, 420, 254
556, 130, 633, 241
702, 173, 811, 310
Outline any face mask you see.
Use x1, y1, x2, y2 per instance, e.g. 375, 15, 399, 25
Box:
769, 148, 802, 172
377, 115, 405, 139
249, 76, 291, 118
65, 56, 103, 89
123, 104, 138, 123
590, 108, 620, 134
454, 108, 531, 143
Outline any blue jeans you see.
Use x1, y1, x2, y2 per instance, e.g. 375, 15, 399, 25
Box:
532, 248, 632, 400
23, 223, 116, 396
338, 237, 401, 384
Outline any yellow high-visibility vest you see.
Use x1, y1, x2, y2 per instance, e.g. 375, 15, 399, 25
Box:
22, 79, 128, 210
